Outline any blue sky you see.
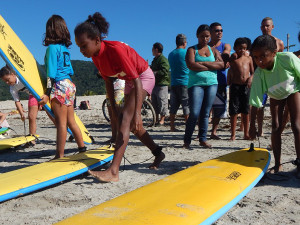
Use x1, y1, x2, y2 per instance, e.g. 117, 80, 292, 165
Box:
1, 0, 300, 68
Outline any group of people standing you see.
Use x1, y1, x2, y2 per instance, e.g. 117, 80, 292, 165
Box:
150, 17, 300, 178
150, 22, 249, 148
0, 13, 299, 181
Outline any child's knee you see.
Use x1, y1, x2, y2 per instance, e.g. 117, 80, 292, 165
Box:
28, 114, 36, 122
271, 124, 281, 135
291, 122, 300, 135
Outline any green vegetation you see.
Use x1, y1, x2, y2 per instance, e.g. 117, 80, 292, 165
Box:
0, 60, 106, 101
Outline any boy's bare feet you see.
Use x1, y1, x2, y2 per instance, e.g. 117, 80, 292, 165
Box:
244, 135, 251, 140
210, 134, 221, 140
200, 141, 212, 148
149, 152, 165, 170
268, 164, 283, 174
88, 169, 119, 182
183, 143, 190, 149
50, 155, 64, 161
257, 131, 264, 137
229, 136, 235, 141
292, 159, 300, 179
170, 127, 179, 132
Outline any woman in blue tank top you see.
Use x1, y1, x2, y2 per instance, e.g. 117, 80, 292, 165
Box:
183, 24, 224, 149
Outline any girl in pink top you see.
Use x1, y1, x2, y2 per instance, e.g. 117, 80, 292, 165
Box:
75, 12, 164, 182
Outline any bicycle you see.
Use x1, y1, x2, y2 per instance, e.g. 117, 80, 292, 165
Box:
102, 98, 156, 127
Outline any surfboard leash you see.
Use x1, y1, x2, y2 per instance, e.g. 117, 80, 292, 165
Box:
23, 119, 26, 136
121, 155, 154, 172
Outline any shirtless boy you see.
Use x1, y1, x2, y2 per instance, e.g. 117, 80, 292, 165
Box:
227, 37, 254, 141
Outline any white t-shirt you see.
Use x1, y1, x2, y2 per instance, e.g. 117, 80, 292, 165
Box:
9, 77, 30, 102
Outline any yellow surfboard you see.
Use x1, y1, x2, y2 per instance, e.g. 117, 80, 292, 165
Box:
0, 15, 93, 144
0, 145, 114, 202
0, 134, 39, 151
56, 146, 270, 225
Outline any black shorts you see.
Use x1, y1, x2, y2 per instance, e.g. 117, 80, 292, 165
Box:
212, 84, 227, 118
229, 84, 250, 116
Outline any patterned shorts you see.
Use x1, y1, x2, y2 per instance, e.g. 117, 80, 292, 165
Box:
106, 89, 125, 107
50, 79, 76, 106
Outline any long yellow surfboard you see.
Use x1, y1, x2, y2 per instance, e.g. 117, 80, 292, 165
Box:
0, 15, 93, 144
0, 134, 39, 150
56, 147, 270, 225
0, 145, 114, 202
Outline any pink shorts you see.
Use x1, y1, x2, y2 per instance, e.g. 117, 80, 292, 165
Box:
28, 95, 39, 107
125, 67, 155, 95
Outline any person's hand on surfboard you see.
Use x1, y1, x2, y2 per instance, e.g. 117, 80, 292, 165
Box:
39, 95, 49, 106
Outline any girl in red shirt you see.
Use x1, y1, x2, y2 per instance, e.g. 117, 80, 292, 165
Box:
75, 12, 164, 182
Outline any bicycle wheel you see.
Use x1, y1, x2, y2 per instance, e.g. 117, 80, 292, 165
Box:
141, 99, 156, 127
102, 98, 110, 122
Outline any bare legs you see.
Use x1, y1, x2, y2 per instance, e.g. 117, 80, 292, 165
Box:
287, 93, 300, 176
230, 113, 250, 141
52, 99, 84, 159
28, 105, 38, 136
170, 114, 188, 132
210, 117, 221, 140
89, 90, 165, 182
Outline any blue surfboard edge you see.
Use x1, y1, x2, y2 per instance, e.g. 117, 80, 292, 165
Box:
0, 154, 113, 203
200, 150, 271, 225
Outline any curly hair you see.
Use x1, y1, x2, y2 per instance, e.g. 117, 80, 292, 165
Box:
74, 12, 109, 41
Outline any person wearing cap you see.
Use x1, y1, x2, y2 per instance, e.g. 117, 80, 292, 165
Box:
168, 34, 189, 132
151, 42, 170, 126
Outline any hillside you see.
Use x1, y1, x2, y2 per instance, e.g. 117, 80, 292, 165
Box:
0, 60, 106, 101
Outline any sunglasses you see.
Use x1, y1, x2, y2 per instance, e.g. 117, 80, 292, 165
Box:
215, 29, 223, 33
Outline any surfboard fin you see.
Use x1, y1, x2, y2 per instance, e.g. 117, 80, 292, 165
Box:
248, 143, 255, 152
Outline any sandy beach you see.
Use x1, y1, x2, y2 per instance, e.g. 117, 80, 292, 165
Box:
0, 95, 299, 225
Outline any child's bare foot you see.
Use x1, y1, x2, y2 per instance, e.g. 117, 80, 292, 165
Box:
268, 164, 283, 174
292, 158, 300, 179
50, 155, 64, 161
243, 135, 251, 140
210, 134, 221, 140
257, 131, 264, 137
229, 136, 235, 141
170, 127, 179, 132
183, 143, 190, 149
200, 141, 212, 148
149, 152, 165, 170
88, 169, 119, 182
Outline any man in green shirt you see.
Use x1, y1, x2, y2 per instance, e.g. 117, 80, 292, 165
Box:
150, 42, 170, 126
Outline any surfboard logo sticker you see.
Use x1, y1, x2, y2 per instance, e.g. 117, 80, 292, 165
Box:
0, 23, 7, 40
7, 45, 25, 71
226, 171, 241, 180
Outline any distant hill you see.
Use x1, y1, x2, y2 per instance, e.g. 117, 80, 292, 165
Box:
0, 60, 106, 101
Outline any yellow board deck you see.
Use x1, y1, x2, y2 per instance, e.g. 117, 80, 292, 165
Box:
0, 15, 93, 144
0, 135, 39, 151
0, 145, 114, 202
56, 147, 270, 225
